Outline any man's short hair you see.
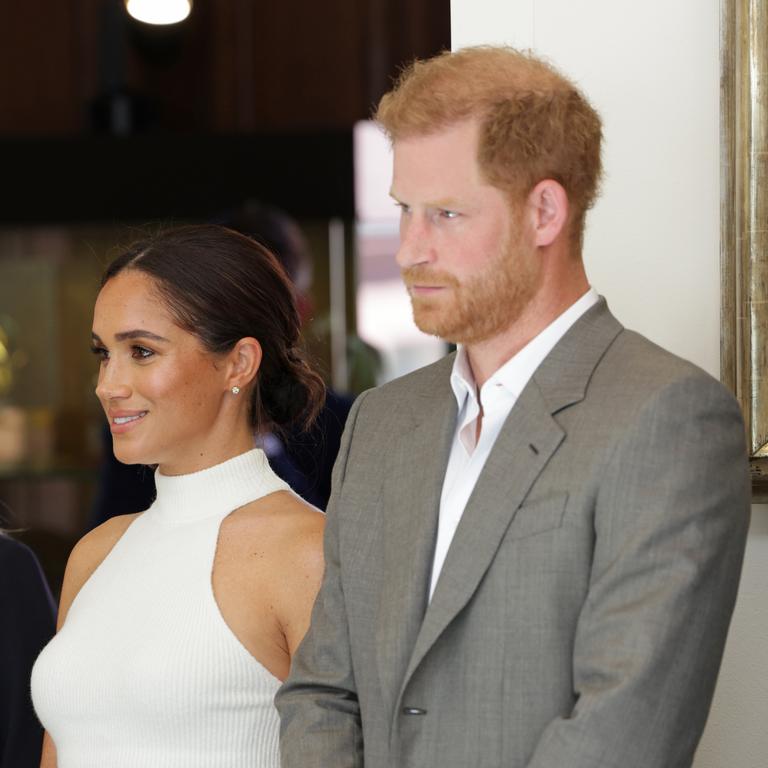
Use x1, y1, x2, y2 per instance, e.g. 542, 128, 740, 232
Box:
375, 45, 603, 246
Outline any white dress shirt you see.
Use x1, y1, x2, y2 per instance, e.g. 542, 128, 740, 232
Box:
428, 288, 600, 600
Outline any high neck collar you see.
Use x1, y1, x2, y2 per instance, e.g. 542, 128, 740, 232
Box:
151, 448, 290, 523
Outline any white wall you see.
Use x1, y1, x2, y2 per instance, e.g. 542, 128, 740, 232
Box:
696, 504, 768, 767
450, 2, 768, 767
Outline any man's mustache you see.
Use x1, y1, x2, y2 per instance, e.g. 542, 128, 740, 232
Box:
401, 265, 460, 288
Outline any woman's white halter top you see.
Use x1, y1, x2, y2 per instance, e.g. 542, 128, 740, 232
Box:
32, 449, 291, 768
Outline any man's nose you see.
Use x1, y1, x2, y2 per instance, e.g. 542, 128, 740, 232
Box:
395, 216, 434, 269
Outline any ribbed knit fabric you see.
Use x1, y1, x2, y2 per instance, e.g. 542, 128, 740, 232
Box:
31, 449, 291, 768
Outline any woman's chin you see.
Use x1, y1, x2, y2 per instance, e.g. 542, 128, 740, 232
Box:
112, 443, 151, 466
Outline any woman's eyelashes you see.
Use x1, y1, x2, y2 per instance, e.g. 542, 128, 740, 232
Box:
131, 345, 154, 360
90, 344, 109, 361
89, 344, 155, 362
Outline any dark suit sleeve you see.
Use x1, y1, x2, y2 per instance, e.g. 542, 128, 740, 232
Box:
0, 537, 56, 768
89, 423, 156, 529
525, 375, 750, 768
282, 389, 355, 510
276, 392, 369, 768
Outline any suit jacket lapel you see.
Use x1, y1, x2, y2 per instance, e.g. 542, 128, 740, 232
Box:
375, 355, 457, 714
399, 299, 623, 695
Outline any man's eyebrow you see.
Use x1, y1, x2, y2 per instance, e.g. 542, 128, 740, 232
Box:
90, 330, 170, 343
388, 191, 461, 209
431, 198, 461, 209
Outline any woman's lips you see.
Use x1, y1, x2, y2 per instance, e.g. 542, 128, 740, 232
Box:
109, 411, 148, 434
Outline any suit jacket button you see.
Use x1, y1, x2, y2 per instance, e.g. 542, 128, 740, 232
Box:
402, 707, 427, 715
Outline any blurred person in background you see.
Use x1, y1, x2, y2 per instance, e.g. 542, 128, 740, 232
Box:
215, 202, 354, 508
0, 531, 55, 768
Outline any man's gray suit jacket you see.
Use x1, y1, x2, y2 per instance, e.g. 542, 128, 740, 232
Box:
277, 299, 750, 768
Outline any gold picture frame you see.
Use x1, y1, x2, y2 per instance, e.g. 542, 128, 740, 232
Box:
721, 0, 768, 498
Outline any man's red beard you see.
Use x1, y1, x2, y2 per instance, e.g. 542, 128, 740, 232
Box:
400, 232, 541, 345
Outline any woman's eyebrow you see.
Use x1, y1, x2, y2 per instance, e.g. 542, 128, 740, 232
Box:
90, 330, 170, 343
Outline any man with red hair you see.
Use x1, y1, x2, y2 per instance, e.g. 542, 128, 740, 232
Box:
277, 46, 749, 768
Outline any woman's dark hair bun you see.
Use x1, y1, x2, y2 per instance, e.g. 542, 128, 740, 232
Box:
258, 348, 325, 432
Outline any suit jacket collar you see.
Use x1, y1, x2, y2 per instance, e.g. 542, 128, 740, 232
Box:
533, 297, 622, 413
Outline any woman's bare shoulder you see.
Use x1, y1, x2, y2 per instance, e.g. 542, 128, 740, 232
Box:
58, 513, 141, 627
241, 493, 326, 650
271, 492, 324, 564
263, 493, 324, 592
69, 513, 141, 569
230, 490, 323, 533
216, 493, 324, 658
225, 491, 324, 576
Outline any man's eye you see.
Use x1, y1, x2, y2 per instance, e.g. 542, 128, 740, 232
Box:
439, 209, 459, 219
395, 202, 411, 214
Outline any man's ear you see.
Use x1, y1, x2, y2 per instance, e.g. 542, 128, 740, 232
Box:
526, 179, 569, 247
227, 337, 262, 391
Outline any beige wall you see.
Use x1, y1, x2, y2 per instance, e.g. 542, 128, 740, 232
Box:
450, 1, 768, 765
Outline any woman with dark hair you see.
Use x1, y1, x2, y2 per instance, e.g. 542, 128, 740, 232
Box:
31, 225, 327, 768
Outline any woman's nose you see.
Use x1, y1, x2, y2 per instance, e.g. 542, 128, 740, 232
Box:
95, 364, 131, 401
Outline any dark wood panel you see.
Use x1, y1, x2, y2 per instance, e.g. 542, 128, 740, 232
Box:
0, 1, 87, 133
0, 1, 449, 135
0, 133, 354, 222
364, 0, 451, 107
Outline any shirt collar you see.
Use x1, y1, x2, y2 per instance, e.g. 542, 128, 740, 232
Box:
450, 287, 600, 410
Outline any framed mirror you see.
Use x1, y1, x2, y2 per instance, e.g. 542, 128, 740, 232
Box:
720, 0, 768, 497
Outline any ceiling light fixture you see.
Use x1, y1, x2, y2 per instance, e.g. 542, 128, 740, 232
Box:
125, 0, 192, 26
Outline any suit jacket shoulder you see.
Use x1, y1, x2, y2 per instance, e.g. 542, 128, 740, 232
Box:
529, 299, 735, 418
363, 352, 455, 409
